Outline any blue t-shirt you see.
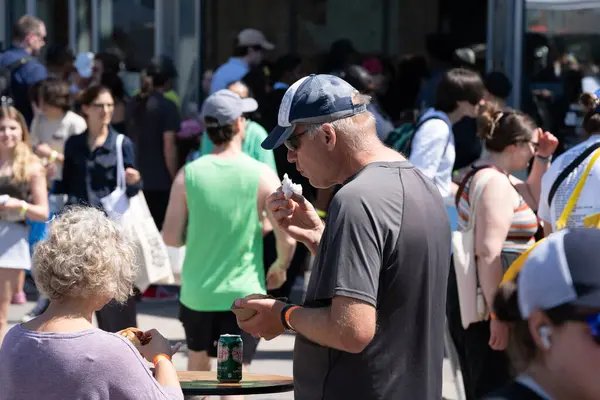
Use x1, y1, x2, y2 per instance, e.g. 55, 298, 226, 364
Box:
0, 47, 47, 125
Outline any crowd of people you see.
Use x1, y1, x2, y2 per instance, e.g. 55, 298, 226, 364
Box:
0, 13, 600, 400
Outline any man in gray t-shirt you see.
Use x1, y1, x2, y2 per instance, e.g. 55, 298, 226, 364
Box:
234, 74, 451, 400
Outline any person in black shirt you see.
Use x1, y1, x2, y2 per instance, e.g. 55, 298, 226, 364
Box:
59, 85, 142, 333
484, 229, 600, 400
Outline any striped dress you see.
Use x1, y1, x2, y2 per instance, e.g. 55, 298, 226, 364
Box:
457, 170, 538, 254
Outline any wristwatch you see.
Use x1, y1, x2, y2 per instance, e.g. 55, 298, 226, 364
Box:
535, 154, 551, 164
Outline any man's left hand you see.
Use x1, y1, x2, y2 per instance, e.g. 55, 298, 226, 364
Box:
234, 297, 287, 341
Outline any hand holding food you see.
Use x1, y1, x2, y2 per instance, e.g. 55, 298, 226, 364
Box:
118, 327, 152, 346
281, 173, 302, 200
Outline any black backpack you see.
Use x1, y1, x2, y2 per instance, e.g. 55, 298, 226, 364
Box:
0, 56, 32, 99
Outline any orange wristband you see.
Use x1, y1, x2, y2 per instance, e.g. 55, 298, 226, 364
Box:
152, 353, 171, 367
490, 312, 497, 320
283, 305, 301, 331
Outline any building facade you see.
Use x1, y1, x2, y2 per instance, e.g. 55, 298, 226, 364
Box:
3, 0, 598, 111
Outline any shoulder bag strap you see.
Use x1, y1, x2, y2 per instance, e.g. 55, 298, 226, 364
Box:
455, 165, 500, 206
465, 171, 493, 230
548, 141, 600, 206
115, 134, 126, 190
555, 148, 600, 231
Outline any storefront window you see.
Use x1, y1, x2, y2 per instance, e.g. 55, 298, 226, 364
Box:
98, 0, 155, 72
525, 2, 600, 84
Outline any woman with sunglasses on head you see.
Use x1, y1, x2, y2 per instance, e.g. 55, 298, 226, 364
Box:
58, 85, 142, 333
447, 102, 558, 399
484, 228, 600, 400
0, 103, 49, 344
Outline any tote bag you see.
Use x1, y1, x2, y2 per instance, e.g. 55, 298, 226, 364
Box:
452, 171, 493, 329
100, 134, 174, 292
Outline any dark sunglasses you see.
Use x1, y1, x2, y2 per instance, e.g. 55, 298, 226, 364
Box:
284, 128, 308, 151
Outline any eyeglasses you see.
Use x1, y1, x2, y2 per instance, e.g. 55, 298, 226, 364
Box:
284, 127, 309, 151
516, 140, 539, 151
90, 103, 115, 110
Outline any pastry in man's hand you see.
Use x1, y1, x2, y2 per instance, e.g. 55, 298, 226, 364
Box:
117, 327, 152, 346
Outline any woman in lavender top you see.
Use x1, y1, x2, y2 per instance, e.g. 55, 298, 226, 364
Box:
0, 207, 183, 400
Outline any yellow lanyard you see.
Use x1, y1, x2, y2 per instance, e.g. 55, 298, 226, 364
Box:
502, 148, 600, 284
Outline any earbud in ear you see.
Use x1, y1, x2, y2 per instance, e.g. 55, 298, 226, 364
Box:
539, 325, 552, 350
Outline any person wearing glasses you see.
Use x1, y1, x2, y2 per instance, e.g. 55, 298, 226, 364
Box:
57, 85, 142, 333
485, 228, 600, 400
446, 102, 558, 399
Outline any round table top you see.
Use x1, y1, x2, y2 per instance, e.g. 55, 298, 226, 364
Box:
177, 371, 294, 396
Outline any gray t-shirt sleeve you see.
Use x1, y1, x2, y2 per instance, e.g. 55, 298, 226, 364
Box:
107, 335, 184, 400
315, 193, 383, 306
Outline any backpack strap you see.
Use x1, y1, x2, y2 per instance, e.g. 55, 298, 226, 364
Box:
5, 56, 32, 72
411, 113, 452, 156
547, 141, 600, 206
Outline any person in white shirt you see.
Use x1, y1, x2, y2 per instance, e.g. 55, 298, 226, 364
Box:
409, 68, 486, 200
538, 91, 600, 234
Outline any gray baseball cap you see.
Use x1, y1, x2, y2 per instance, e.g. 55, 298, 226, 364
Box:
201, 89, 258, 128
517, 228, 600, 318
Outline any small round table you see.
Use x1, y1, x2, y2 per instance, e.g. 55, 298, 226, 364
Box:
177, 371, 293, 398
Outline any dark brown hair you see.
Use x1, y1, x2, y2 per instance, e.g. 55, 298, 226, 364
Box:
39, 77, 71, 112
579, 92, 600, 136
494, 281, 579, 373
79, 85, 112, 107
477, 102, 537, 152
204, 117, 237, 146
434, 68, 486, 113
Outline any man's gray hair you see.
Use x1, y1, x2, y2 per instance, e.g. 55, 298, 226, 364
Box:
304, 93, 376, 150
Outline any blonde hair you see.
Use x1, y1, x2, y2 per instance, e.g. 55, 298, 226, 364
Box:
33, 206, 138, 303
0, 106, 41, 184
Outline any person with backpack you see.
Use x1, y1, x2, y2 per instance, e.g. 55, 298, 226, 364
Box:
538, 90, 600, 234
0, 15, 48, 126
402, 68, 486, 200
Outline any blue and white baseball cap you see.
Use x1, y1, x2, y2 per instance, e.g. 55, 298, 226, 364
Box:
261, 74, 367, 150
517, 228, 600, 318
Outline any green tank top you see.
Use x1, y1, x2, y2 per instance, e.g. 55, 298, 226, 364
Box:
181, 154, 266, 311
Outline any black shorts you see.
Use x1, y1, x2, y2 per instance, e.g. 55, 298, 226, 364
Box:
179, 303, 260, 364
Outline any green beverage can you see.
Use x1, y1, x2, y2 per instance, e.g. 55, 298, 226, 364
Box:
217, 334, 243, 382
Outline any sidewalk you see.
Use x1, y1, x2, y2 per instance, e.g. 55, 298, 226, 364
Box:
8, 299, 462, 400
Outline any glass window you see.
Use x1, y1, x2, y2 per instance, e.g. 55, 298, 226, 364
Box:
525, 3, 600, 84
5, 0, 27, 50
176, 0, 200, 109
98, 0, 155, 72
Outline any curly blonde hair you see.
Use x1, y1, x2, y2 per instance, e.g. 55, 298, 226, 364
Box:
0, 106, 41, 184
32, 206, 138, 303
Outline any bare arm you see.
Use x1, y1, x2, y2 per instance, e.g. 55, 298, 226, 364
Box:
163, 131, 179, 180
162, 169, 187, 247
25, 163, 50, 222
289, 296, 376, 354
474, 173, 515, 308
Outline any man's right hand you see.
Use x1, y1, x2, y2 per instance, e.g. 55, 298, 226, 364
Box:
267, 187, 324, 254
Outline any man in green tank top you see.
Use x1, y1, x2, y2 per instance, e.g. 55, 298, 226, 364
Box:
162, 89, 296, 382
